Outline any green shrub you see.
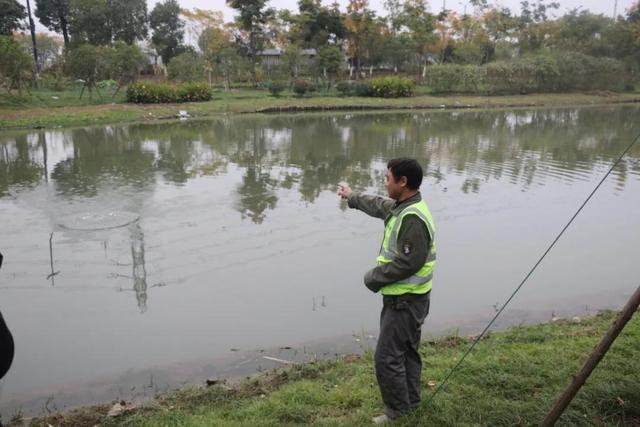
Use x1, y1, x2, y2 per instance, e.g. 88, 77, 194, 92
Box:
335, 80, 354, 96
334, 79, 376, 97
293, 79, 315, 97
267, 81, 286, 97
370, 76, 414, 97
484, 56, 559, 94
524, 55, 560, 93
127, 81, 212, 103
334, 80, 376, 96
126, 81, 166, 103
40, 71, 67, 91
424, 64, 461, 93
0, 36, 32, 93
424, 54, 624, 94
167, 51, 206, 83
552, 52, 623, 92
107, 42, 149, 87
424, 64, 478, 93
96, 79, 117, 89
65, 44, 109, 93
176, 82, 212, 102
127, 81, 176, 103
354, 81, 373, 97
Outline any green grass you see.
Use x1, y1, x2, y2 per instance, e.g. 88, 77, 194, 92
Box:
1, 87, 639, 131
22, 311, 640, 427
0, 86, 127, 109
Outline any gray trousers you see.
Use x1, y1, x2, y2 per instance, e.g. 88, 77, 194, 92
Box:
374, 292, 430, 419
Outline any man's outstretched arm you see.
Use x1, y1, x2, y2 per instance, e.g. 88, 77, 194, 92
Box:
338, 182, 394, 220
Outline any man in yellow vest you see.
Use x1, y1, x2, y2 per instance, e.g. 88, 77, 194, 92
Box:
338, 158, 435, 423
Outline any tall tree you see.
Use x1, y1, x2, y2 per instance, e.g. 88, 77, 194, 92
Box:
16, 32, 62, 71
150, 0, 185, 65
517, 0, 559, 52
396, 0, 436, 75
166, 49, 205, 82
66, 44, 105, 98
110, 0, 148, 44
25, 0, 40, 80
227, 0, 275, 87
550, 10, 615, 56
68, 0, 111, 45
629, 1, 640, 50
628, 2, 640, 75
35, 0, 71, 48
0, 35, 31, 93
286, 0, 346, 48
345, 0, 386, 78
0, 0, 26, 35
447, 13, 488, 64
206, 24, 247, 89
281, 42, 305, 84
345, 0, 377, 77
68, 0, 147, 45
317, 44, 343, 86
380, 31, 414, 70
630, 1, 640, 23
107, 41, 148, 96
480, 6, 517, 62
384, 0, 403, 33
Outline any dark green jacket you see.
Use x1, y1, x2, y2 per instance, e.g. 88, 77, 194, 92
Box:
347, 192, 432, 293
0, 311, 13, 379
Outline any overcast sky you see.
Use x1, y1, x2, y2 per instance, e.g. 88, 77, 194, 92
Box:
21, 0, 638, 35
156, 0, 636, 21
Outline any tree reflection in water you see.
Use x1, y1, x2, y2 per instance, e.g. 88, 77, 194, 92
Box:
1, 106, 639, 313
2, 107, 638, 223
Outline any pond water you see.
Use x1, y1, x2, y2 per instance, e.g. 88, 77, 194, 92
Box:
1, 105, 639, 417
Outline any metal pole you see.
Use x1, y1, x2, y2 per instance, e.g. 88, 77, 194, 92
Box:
541, 285, 640, 426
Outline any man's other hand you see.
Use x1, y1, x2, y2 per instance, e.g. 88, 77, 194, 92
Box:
337, 182, 352, 199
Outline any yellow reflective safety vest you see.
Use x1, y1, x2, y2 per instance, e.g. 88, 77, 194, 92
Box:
376, 200, 436, 296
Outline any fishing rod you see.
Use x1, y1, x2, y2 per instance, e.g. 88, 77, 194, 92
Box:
423, 129, 640, 409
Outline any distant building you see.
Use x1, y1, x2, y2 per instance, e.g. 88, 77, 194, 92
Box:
257, 48, 318, 70
137, 41, 166, 78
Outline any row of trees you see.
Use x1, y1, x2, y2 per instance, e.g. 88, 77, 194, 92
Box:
0, 0, 181, 62
172, 0, 640, 89
1, 0, 640, 92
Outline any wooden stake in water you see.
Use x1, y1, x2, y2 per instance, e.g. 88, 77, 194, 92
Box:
542, 285, 640, 426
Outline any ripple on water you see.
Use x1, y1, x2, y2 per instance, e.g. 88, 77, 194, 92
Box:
59, 211, 140, 230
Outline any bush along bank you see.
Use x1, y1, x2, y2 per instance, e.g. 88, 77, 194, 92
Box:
336, 76, 415, 98
126, 81, 212, 104
423, 53, 629, 95
18, 310, 640, 427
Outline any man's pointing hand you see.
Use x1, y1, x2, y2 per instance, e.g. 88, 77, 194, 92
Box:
337, 182, 352, 199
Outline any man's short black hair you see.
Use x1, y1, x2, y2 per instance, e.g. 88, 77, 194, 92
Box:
387, 158, 423, 190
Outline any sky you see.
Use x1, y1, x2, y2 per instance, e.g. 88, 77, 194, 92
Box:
154, 0, 636, 22
19, 0, 638, 35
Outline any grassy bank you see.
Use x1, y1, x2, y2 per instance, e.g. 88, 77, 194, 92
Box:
1, 88, 639, 131
16, 310, 640, 426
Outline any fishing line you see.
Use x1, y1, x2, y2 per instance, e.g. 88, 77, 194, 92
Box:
423, 129, 640, 409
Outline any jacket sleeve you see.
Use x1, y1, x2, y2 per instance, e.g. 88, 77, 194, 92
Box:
0, 311, 15, 379
363, 215, 431, 293
346, 192, 395, 220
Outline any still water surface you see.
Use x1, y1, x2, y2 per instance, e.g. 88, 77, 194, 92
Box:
1, 106, 639, 416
